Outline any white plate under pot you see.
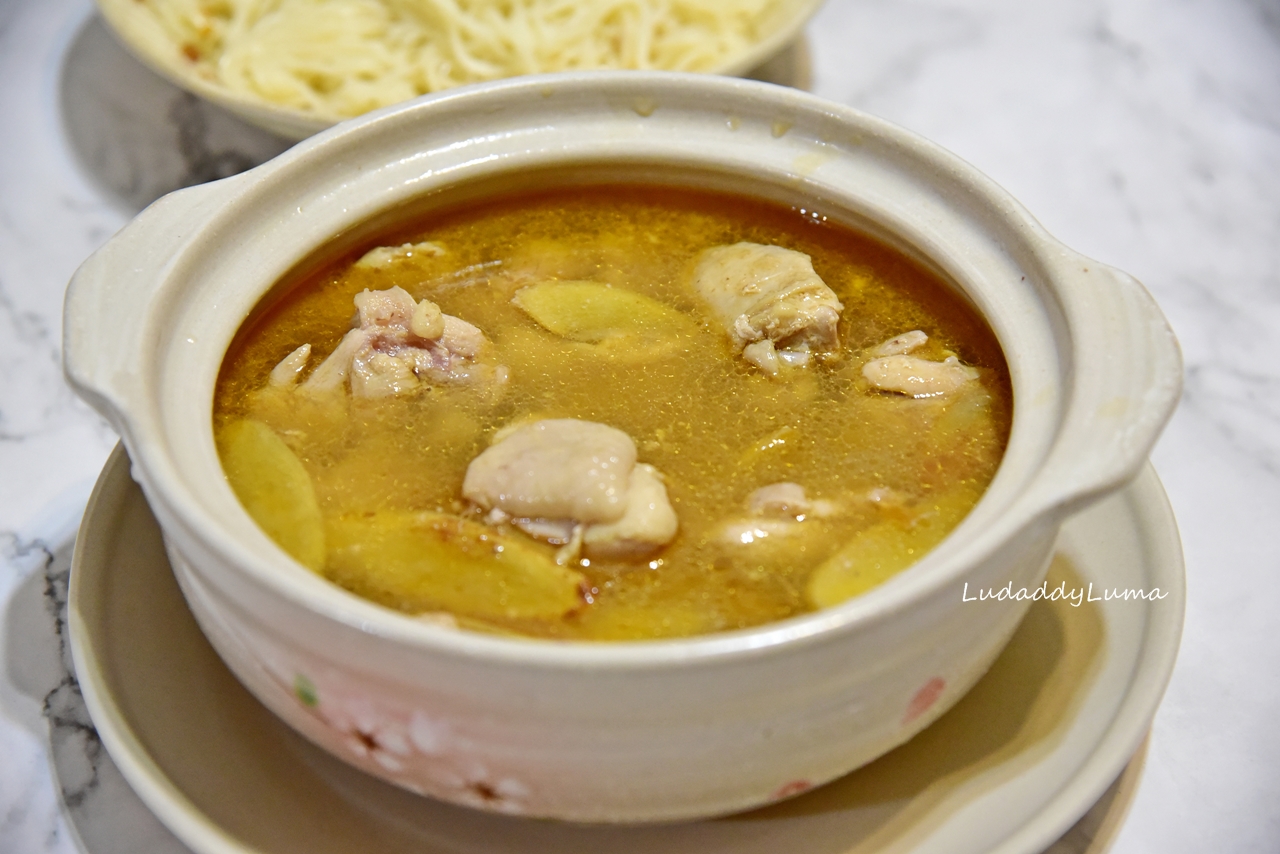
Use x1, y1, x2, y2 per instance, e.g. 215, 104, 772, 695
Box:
68, 446, 1183, 854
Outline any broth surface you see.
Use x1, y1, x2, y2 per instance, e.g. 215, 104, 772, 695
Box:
214, 184, 1011, 639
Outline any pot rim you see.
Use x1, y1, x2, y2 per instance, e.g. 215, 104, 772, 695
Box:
64, 70, 1181, 669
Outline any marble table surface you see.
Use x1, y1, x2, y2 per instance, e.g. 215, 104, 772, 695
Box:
1, 0, 1277, 851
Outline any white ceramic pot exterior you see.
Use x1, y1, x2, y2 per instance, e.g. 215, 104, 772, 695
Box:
63, 72, 1181, 822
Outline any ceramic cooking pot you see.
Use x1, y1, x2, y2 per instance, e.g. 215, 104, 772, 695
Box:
63, 72, 1181, 822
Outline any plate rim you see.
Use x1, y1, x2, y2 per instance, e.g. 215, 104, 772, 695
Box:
991, 462, 1185, 854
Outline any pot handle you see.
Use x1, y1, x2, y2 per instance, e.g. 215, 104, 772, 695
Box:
63, 175, 247, 428
1022, 254, 1182, 521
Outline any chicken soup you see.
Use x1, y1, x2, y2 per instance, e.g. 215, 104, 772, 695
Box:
214, 184, 1011, 640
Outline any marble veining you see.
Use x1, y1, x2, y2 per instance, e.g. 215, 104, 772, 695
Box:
3, 533, 192, 854
2, 534, 81, 854
2, 0, 1279, 852
38, 543, 101, 813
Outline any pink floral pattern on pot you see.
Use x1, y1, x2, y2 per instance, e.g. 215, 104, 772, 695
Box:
902, 676, 947, 725
261, 657, 532, 813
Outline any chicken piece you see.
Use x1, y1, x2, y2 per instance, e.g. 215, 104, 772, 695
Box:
513, 517, 578, 545
298, 327, 370, 393
692, 242, 843, 366
277, 286, 506, 398
353, 285, 417, 328
582, 464, 679, 559
463, 419, 637, 524
862, 355, 979, 398
411, 299, 445, 339
870, 329, 928, 357
268, 343, 311, 387
746, 482, 837, 519
742, 340, 781, 375
436, 315, 487, 360
463, 419, 678, 561
717, 483, 836, 546
351, 349, 419, 397
861, 330, 979, 397
778, 346, 814, 368
748, 481, 809, 517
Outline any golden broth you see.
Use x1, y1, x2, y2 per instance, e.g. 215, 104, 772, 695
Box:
214, 184, 1011, 640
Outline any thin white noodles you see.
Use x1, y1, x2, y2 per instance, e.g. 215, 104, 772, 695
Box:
137, 0, 784, 119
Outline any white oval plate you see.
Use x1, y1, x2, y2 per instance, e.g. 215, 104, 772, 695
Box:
68, 446, 1183, 854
